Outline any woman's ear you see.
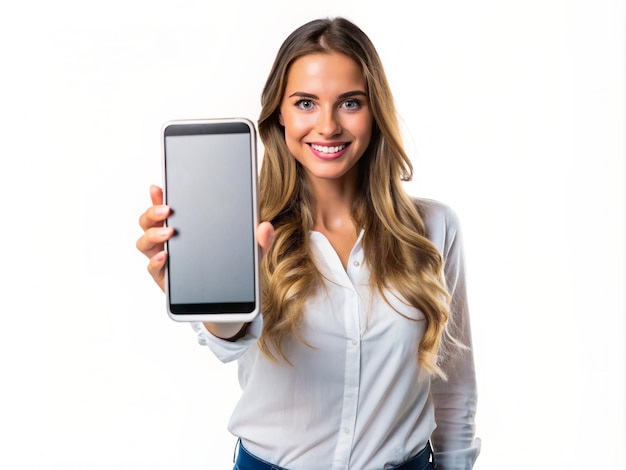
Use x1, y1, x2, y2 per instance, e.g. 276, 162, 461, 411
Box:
278, 111, 284, 126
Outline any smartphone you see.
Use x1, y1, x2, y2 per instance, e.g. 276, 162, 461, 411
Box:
161, 118, 260, 323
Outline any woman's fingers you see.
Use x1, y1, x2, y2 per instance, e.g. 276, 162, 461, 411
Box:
257, 221, 275, 259
149, 184, 164, 206
137, 185, 169, 292
139, 186, 168, 231
137, 185, 171, 259
147, 250, 167, 292
138, 203, 170, 231
136, 226, 173, 259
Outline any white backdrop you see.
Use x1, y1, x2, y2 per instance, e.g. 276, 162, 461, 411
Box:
1, 1, 624, 469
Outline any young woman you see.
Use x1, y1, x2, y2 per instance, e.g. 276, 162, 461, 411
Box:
137, 17, 480, 470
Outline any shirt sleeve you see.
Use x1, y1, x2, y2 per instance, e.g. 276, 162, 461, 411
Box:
426, 202, 481, 469
190, 314, 263, 363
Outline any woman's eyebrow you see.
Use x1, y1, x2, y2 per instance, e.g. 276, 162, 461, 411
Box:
288, 92, 318, 99
337, 90, 368, 99
287, 90, 368, 99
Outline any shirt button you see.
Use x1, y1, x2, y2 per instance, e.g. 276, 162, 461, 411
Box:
351, 338, 358, 346
353, 260, 360, 267
343, 427, 351, 434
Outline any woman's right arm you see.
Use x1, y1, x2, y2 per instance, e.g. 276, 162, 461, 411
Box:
136, 185, 274, 341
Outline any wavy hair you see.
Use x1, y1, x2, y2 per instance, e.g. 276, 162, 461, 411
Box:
257, 17, 457, 378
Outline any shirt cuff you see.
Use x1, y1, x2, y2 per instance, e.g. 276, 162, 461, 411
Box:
433, 438, 481, 470
190, 316, 262, 363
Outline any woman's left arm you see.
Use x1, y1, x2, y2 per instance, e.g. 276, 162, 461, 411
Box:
429, 204, 481, 469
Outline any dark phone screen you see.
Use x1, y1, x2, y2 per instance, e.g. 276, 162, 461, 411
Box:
163, 122, 256, 314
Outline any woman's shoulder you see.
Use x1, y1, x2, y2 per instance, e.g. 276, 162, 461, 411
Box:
413, 197, 460, 228
411, 197, 462, 251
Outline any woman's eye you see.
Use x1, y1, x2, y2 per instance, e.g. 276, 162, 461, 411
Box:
342, 99, 361, 110
296, 99, 314, 110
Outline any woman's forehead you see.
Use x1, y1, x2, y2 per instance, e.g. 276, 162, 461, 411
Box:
284, 53, 367, 96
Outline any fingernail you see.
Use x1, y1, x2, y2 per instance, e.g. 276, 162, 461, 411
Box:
154, 205, 168, 216
157, 228, 171, 237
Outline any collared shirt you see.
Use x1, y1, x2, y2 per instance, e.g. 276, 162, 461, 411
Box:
192, 199, 480, 470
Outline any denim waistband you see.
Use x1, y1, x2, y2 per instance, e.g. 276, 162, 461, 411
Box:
233, 440, 436, 470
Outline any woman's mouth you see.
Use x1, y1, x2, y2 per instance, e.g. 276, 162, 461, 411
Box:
308, 142, 350, 160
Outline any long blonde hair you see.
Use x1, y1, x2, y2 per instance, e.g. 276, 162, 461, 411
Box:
257, 17, 454, 378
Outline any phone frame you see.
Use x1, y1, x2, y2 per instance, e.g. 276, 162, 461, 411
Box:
161, 117, 260, 323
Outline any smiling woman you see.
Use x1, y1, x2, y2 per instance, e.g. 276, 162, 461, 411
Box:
136, 16, 480, 470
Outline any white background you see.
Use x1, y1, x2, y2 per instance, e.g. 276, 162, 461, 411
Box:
1, 1, 624, 469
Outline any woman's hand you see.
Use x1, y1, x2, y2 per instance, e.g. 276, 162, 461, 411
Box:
136, 185, 173, 292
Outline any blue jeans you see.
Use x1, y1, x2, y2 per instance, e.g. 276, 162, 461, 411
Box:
233, 440, 437, 470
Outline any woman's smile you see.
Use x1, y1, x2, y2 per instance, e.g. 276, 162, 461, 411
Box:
308, 141, 351, 160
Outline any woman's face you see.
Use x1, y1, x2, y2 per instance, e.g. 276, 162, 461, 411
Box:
279, 52, 373, 187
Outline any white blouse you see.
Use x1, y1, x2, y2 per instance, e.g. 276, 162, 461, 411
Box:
191, 199, 480, 469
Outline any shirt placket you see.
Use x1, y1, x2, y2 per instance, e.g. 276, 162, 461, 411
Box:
332, 250, 364, 470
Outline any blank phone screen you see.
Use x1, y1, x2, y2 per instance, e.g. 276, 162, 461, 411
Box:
164, 121, 256, 314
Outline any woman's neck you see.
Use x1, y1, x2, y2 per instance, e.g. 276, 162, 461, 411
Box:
307, 174, 360, 270
308, 175, 358, 233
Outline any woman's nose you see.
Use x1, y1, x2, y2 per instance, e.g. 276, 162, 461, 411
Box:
316, 107, 341, 137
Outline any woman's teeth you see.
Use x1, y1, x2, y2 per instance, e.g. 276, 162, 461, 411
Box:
311, 143, 346, 154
